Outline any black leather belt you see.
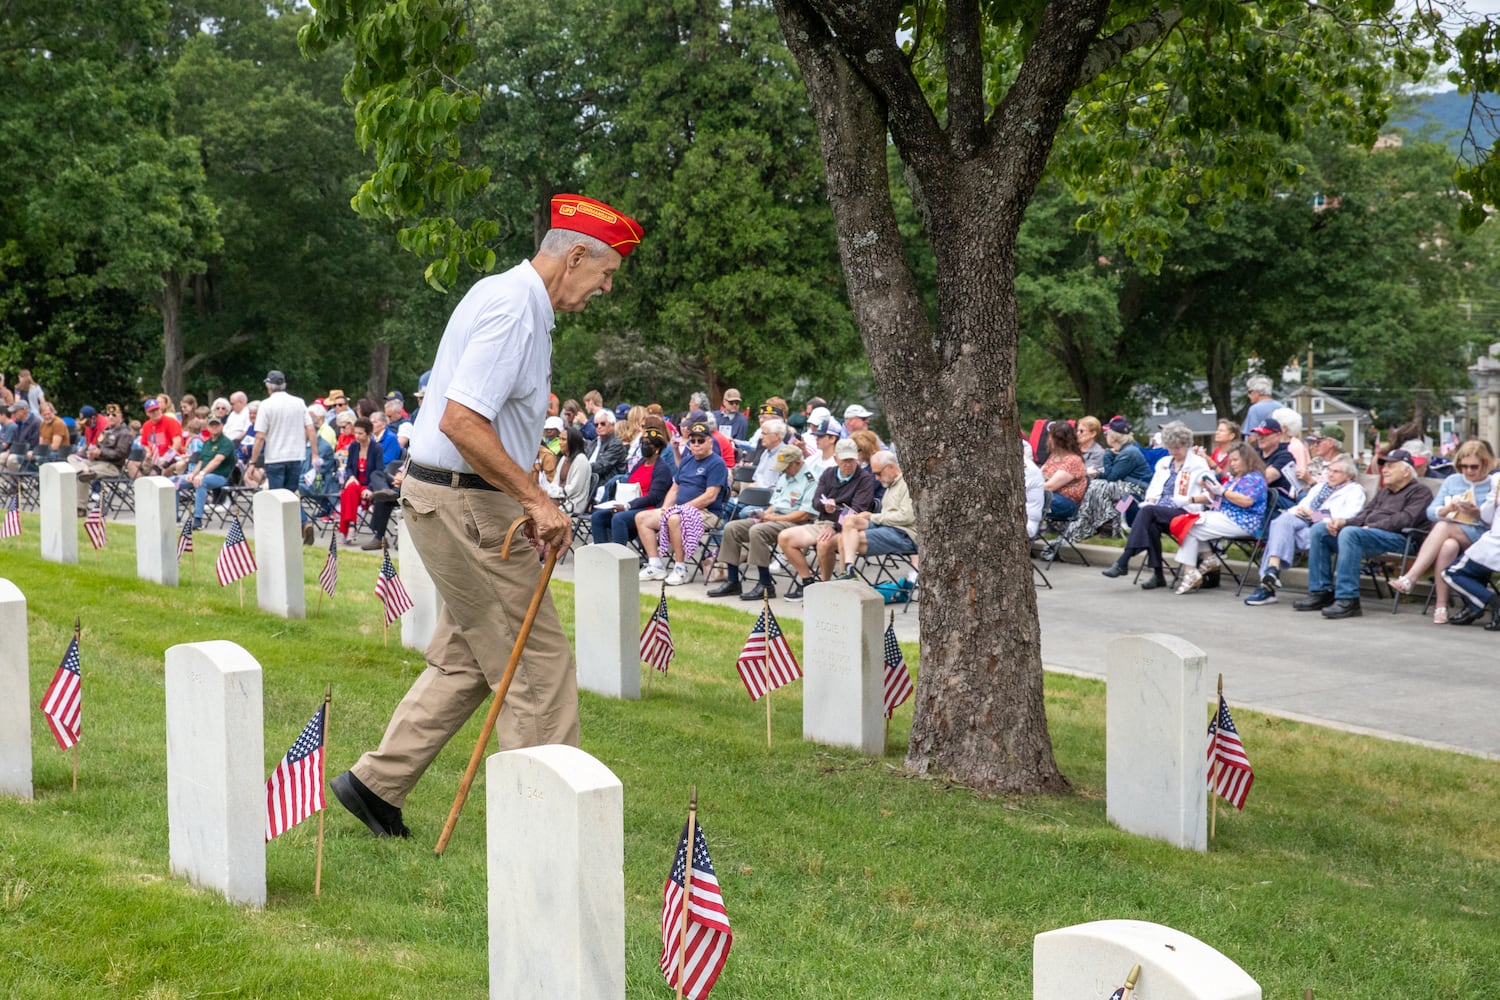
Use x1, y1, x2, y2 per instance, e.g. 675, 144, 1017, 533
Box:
407, 462, 499, 491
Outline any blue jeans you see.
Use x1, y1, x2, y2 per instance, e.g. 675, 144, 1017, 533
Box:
1306, 523, 1405, 599
591, 506, 642, 546
263, 461, 309, 522
174, 473, 228, 522
1047, 493, 1078, 518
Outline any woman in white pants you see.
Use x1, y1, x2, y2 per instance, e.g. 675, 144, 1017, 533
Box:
1174, 444, 1269, 594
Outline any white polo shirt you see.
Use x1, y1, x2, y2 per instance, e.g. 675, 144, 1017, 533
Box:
409, 260, 554, 473
252, 389, 312, 464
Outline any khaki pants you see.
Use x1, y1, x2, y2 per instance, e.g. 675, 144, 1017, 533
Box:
351, 478, 579, 808
67, 456, 121, 509
718, 516, 785, 569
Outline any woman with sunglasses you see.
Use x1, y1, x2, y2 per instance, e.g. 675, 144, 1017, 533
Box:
1390, 438, 1496, 622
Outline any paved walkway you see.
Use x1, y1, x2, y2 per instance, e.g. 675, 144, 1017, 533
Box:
555, 544, 1500, 760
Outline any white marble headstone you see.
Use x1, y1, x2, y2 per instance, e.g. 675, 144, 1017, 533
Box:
1034, 919, 1261, 1000
165, 640, 266, 906
487, 744, 624, 1000
253, 489, 304, 619
0, 579, 32, 800
399, 524, 443, 651
135, 476, 178, 586
802, 580, 885, 754
39, 462, 78, 564
1106, 634, 1210, 851
574, 543, 640, 700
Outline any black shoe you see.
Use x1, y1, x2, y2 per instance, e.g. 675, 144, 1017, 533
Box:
707, 580, 742, 598
1260, 566, 1281, 590
369, 488, 399, 503
1321, 598, 1362, 619
1200, 570, 1221, 590
331, 770, 410, 838
1483, 605, 1500, 631
740, 581, 776, 601
1140, 574, 1167, 591
1100, 561, 1127, 579
785, 579, 805, 601
1450, 604, 1487, 626
1293, 591, 1335, 612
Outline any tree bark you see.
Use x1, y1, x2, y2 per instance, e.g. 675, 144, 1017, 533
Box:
159, 269, 186, 400
367, 340, 390, 404
773, 0, 1107, 794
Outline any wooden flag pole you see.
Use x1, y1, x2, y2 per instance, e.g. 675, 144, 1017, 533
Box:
764, 597, 773, 749
315, 682, 331, 898
674, 786, 699, 1000
1119, 963, 1141, 1000
315, 586, 323, 619
434, 517, 559, 857
382, 541, 391, 647
238, 577, 244, 609
882, 609, 894, 754
1209, 672, 1223, 840
72, 617, 81, 792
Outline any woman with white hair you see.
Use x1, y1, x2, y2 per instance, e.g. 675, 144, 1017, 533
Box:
1099, 421, 1212, 589
1060, 416, 1152, 542
1272, 406, 1309, 490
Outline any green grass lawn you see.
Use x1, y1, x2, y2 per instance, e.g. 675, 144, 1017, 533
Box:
1, 519, 1498, 999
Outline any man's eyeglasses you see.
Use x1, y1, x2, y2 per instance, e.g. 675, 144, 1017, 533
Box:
688, 435, 709, 443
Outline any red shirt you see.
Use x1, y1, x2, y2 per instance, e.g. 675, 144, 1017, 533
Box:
140, 414, 183, 458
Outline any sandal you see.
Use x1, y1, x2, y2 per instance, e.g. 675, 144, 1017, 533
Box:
1390, 575, 1414, 595
1175, 567, 1203, 595
1433, 605, 1448, 624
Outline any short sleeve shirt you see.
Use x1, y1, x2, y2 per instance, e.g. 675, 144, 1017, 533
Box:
674, 451, 729, 518
768, 468, 818, 516
409, 260, 555, 472
252, 391, 312, 464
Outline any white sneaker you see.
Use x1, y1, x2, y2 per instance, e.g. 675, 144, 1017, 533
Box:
640, 565, 668, 581
665, 565, 689, 587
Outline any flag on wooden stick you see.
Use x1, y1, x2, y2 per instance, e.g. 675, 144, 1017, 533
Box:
1, 493, 20, 538
84, 504, 107, 549
640, 591, 674, 674
374, 545, 413, 624
659, 820, 732, 998
176, 518, 194, 561
40, 634, 82, 750
881, 617, 914, 719
318, 531, 339, 597
265, 702, 327, 841
215, 517, 256, 586
1207, 694, 1254, 810
734, 606, 800, 701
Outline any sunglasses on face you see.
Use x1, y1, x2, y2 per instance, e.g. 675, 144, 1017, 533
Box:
688, 436, 709, 443
1460, 463, 1482, 471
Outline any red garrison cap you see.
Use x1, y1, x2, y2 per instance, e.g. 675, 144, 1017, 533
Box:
550, 194, 643, 257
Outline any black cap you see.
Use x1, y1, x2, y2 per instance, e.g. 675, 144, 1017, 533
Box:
686, 420, 712, 437
265, 370, 287, 387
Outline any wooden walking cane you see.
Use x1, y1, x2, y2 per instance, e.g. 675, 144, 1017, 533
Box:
433, 514, 561, 857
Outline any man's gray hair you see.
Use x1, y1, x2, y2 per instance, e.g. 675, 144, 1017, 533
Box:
308, 403, 327, 420
871, 450, 898, 472
537, 228, 613, 259
1246, 375, 1273, 396
761, 418, 787, 439
690, 391, 710, 411
1159, 421, 1194, 449
1329, 456, 1358, 478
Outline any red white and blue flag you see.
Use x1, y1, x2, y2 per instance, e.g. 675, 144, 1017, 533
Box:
215, 517, 256, 586
265, 703, 327, 841
659, 821, 732, 999
640, 592, 674, 674
2, 493, 20, 539
735, 606, 801, 701
318, 531, 339, 597
1207, 694, 1255, 810
176, 518, 194, 561
882, 620, 914, 718
39, 636, 82, 750
374, 546, 413, 624
84, 504, 107, 549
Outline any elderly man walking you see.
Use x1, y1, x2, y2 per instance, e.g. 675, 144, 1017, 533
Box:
1294, 448, 1431, 619
331, 194, 643, 838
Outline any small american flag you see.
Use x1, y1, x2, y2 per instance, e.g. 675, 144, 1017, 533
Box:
215, 517, 257, 586
640, 592, 674, 674
1207, 694, 1255, 810
374, 546, 413, 624
176, 519, 194, 560
265, 703, 327, 841
659, 821, 732, 999
318, 531, 339, 597
84, 505, 107, 549
39, 635, 82, 750
1, 493, 20, 538
882, 620, 914, 719
735, 606, 801, 701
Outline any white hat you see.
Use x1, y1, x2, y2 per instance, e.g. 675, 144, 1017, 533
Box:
808, 406, 832, 426
844, 403, 873, 420
544, 416, 567, 433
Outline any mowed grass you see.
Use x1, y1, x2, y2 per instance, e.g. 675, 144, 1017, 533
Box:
1, 518, 1498, 999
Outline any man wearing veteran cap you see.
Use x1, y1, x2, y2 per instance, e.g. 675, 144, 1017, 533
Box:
332, 193, 643, 838
67, 403, 133, 514
708, 443, 818, 600
1292, 448, 1431, 619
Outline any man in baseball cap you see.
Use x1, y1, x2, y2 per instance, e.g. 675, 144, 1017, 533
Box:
709, 444, 818, 600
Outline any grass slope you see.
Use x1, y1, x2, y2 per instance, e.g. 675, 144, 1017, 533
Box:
1, 520, 1497, 999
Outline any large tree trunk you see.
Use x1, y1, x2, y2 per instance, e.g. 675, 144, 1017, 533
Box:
367, 340, 390, 404
772, 0, 1105, 794
159, 269, 187, 400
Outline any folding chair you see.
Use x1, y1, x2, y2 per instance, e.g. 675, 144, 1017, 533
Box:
1036, 512, 1091, 566
1363, 526, 1429, 613
1209, 501, 1278, 594
700, 487, 773, 582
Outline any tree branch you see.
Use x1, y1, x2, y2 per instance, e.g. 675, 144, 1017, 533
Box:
182, 331, 254, 375
945, 0, 986, 156
1075, 7, 1185, 89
